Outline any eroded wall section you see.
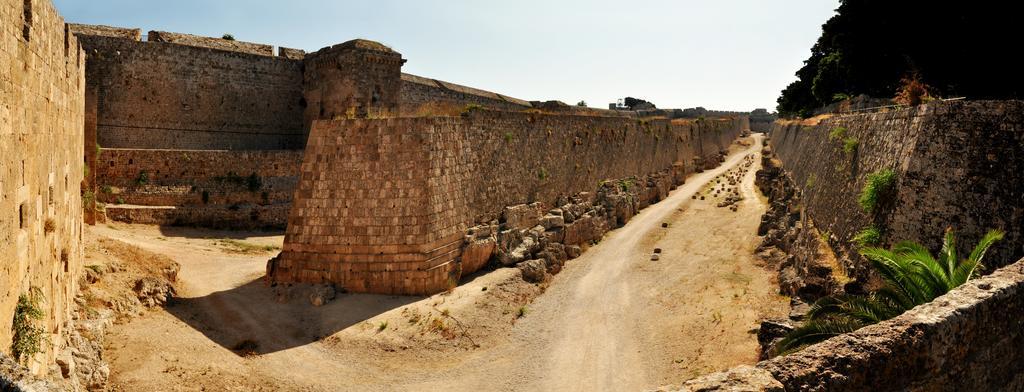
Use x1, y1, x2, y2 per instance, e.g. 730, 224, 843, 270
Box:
1, 0, 85, 372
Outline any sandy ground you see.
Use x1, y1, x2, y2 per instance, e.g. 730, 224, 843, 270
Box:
91, 134, 787, 391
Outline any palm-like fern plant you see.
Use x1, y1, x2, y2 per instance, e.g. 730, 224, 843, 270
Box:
774, 228, 1004, 355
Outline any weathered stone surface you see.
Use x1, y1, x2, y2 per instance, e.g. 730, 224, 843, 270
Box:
2, 0, 86, 373
537, 243, 568, 274
688, 259, 1024, 391
673, 365, 783, 392
503, 204, 543, 230
461, 237, 497, 275
566, 246, 583, 259
309, 284, 337, 307
133, 277, 175, 307
518, 259, 547, 283
540, 214, 565, 230
768, 101, 1024, 281
756, 319, 794, 359
148, 30, 274, 56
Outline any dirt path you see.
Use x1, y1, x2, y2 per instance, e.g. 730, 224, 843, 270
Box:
93, 134, 787, 391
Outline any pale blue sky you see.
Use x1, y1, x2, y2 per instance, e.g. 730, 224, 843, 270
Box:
55, 0, 838, 112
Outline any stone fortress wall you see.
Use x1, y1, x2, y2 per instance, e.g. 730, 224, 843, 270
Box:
70, 24, 544, 229
1, 0, 85, 372
270, 112, 745, 294
70, 25, 308, 151
673, 100, 1024, 390
769, 101, 1024, 283
94, 149, 302, 229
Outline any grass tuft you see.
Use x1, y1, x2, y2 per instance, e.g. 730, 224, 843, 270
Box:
858, 169, 897, 213
854, 226, 882, 247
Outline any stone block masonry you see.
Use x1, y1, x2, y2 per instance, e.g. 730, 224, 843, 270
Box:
71, 26, 307, 150
147, 30, 274, 56
766, 101, 1024, 285
399, 73, 531, 116
270, 110, 744, 294
668, 257, 1024, 391
1, 0, 85, 373
94, 149, 302, 229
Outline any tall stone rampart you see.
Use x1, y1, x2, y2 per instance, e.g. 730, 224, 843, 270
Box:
766, 100, 1024, 283
1, 0, 85, 372
270, 110, 745, 294
71, 27, 307, 150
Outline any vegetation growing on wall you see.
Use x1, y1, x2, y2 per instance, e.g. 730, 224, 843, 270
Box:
775, 229, 1004, 355
11, 289, 46, 363
854, 226, 881, 246
858, 169, 896, 213
842, 137, 859, 155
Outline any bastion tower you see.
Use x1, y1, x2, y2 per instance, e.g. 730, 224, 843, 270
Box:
302, 39, 406, 125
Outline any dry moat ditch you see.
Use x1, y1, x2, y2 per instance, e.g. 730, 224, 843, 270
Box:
45, 134, 798, 391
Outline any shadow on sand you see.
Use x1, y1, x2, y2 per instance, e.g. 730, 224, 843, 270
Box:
164, 277, 420, 356
157, 225, 285, 240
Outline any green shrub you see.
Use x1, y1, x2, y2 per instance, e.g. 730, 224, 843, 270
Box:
504, 132, 514, 142
854, 226, 881, 246
538, 168, 548, 181
842, 137, 859, 155
828, 126, 847, 141
858, 169, 897, 213
101, 185, 112, 194
11, 289, 45, 363
619, 179, 633, 192
136, 171, 149, 186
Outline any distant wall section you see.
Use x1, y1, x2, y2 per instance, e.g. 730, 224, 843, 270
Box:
71, 26, 307, 150
399, 73, 532, 115
94, 149, 302, 229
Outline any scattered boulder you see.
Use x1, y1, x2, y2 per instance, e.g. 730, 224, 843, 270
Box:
566, 245, 582, 259
309, 284, 337, 307
674, 365, 784, 392
789, 298, 811, 321
518, 259, 547, 283
133, 277, 174, 307
503, 203, 542, 230
537, 243, 568, 274
461, 236, 496, 274
540, 214, 565, 230
757, 319, 795, 360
